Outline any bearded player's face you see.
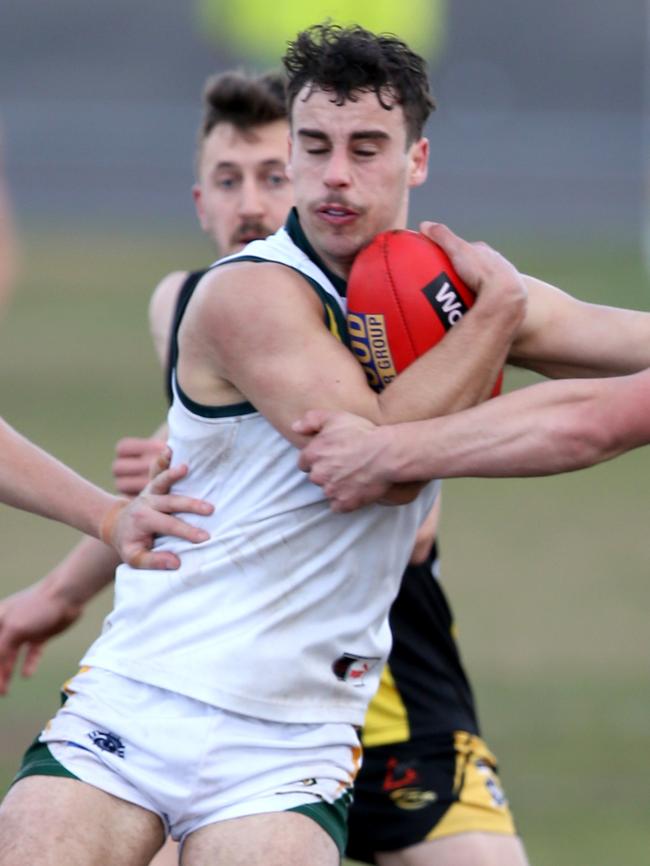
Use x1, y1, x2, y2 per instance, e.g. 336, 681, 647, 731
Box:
288, 86, 429, 278
193, 119, 293, 256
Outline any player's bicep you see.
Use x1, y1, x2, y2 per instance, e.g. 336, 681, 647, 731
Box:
208, 267, 380, 446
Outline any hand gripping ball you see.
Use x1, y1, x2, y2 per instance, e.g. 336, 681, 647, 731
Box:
347, 230, 503, 394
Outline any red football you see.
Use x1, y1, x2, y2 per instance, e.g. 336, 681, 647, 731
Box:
347, 229, 502, 394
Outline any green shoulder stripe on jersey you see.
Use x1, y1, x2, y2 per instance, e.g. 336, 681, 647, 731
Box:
222, 255, 349, 347
12, 738, 79, 787
168, 264, 255, 418
174, 380, 256, 418
289, 787, 353, 855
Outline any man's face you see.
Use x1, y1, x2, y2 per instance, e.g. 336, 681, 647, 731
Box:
193, 119, 293, 256
288, 87, 428, 277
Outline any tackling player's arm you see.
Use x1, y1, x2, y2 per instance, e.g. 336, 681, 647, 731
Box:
509, 275, 650, 378
0, 439, 213, 693
0, 271, 197, 692
296, 369, 650, 510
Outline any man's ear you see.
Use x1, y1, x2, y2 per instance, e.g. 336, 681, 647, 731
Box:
192, 183, 208, 230
408, 137, 429, 189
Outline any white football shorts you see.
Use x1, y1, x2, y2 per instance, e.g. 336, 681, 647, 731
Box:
15, 667, 361, 852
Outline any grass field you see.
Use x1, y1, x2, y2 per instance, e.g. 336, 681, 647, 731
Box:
1, 228, 649, 865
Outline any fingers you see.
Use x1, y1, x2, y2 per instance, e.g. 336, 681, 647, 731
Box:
419, 221, 468, 260
115, 437, 167, 458
21, 642, 44, 678
145, 463, 189, 497
128, 550, 181, 571
145, 493, 214, 518
291, 409, 331, 437
113, 438, 168, 495
298, 449, 314, 473
140, 510, 211, 544
0, 647, 18, 696
113, 471, 150, 497
420, 221, 469, 248
148, 446, 172, 481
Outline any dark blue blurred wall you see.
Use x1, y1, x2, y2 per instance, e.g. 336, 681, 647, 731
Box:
1, 0, 646, 240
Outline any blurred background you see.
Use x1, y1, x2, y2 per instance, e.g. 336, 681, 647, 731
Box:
1, 2, 649, 864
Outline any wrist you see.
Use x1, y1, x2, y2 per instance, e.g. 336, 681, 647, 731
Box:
39, 568, 88, 610
98, 497, 130, 548
380, 424, 410, 483
475, 277, 527, 334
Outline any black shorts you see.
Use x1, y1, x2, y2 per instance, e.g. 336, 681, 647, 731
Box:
346, 730, 516, 864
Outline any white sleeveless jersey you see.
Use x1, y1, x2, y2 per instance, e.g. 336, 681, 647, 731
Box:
83, 214, 438, 725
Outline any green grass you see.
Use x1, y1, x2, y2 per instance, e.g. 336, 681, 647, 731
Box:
1, 229, 649, 865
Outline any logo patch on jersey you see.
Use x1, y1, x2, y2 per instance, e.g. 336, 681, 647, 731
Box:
332, 653, 380, 684
88, 730, 125, 758
389, 788, 438, 810
347, 312, 397, 391
476, 758, 508, 807
421, 273, 469, 330
382, 756, 420, 791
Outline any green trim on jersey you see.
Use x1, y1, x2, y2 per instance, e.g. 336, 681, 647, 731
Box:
285, 208, 348, 298
289, 787, 353, 856
174, 385, 256, 418
218, 253, 349, 349
12, 738, 79, 787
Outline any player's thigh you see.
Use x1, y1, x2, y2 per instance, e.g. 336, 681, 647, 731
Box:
181, 811, 339, 866
0, 776, 165, 866
149, 838, 179, 866
376, 832, 529, 866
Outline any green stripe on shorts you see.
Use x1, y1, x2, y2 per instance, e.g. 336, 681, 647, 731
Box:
12, 737, 79, 787
289, 787, 353, 856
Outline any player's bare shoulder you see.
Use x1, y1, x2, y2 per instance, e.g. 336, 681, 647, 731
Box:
185, 260, 325, 360
149, 270, 190, 365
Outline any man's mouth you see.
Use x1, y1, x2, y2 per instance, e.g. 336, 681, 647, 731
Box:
315, 203, 360, 225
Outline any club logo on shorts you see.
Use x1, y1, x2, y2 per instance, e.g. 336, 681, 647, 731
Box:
382, 756, 420, 791
347, 312, 397, 391
389, 788, 437, 810
88, 730, 125, 758
421, 273, 469, 330
332, 653, 380, 684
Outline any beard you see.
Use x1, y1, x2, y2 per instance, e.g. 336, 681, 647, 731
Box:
230, 220, 274, 249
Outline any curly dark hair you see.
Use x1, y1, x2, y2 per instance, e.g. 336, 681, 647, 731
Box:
200, 70, 287, 139
283, 23, 436, 143
195, 70, 288, 175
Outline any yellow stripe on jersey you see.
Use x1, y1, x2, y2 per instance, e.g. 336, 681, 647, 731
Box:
61, 665, 91, 696
325, 302, 343, 342
361, 664, 410, 747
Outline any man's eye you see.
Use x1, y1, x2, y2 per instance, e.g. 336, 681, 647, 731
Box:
267, 173, 288, 187
306, 148, 328, 155
355, 149, 377, 158
216, 177, 238, 190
